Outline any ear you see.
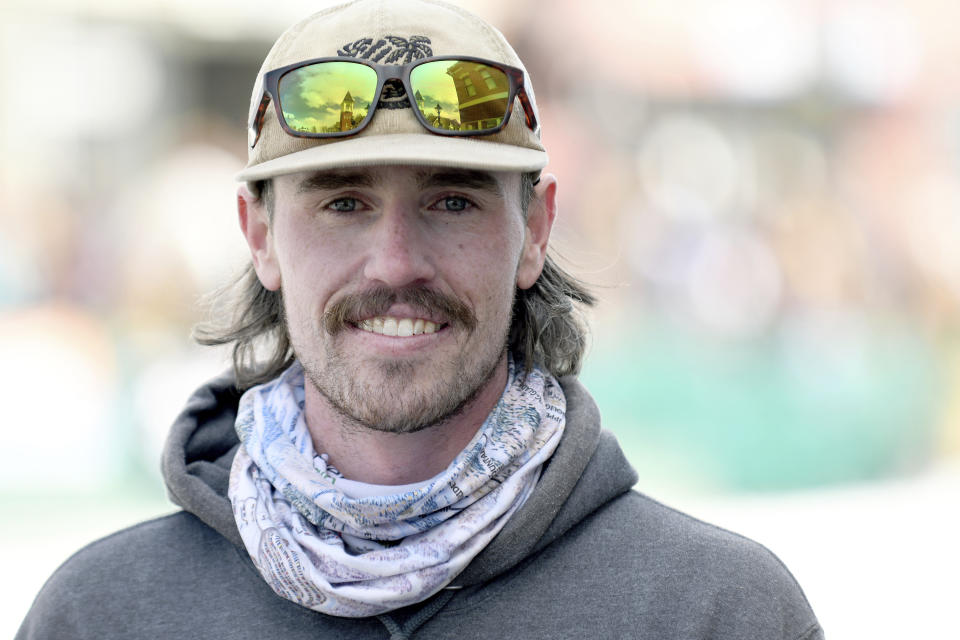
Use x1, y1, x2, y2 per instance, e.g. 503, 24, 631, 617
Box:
516, 173, 558, 290
238, 184, 281, 291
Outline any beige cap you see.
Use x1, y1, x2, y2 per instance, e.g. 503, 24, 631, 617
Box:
237, 0, 547, 182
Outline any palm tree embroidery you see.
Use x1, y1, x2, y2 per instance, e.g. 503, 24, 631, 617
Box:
338, 35, 433, 63
383, 35, 433, 63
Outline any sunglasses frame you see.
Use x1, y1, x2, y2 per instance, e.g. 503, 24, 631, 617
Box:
249, 55, 539, 148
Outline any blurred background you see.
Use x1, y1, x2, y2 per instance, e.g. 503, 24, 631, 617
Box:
2, 0, 958, 636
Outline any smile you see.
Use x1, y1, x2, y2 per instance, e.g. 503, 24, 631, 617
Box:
356, 316, 446, 337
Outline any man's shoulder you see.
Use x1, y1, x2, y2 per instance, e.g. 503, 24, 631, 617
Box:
45, 511, 227, 574
594, 490, 796, 567
21, 511, 236, 601
445, 489, 823, 640
16, 512, 268, 640
17, 511, 396, 640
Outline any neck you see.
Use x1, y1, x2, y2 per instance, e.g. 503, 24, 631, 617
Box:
302, 356, 508, 485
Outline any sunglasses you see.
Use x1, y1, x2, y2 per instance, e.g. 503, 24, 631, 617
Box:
249, 56, 539, 148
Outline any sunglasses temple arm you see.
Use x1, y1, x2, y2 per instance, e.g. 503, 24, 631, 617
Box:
516, 86, 538, 133
249, 92, 273, 148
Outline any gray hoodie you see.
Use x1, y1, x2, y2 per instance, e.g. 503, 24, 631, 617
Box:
17, 373, 823, 639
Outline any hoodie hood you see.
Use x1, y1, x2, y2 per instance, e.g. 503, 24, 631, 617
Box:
161, 370, 638, 587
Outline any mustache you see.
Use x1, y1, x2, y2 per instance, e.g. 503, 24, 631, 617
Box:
322, 286, 477, 335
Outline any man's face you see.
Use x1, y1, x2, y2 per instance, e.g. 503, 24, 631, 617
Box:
240, 165, 552, 433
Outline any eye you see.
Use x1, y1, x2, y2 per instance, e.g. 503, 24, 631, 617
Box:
433, 196, 474, 212
327, 197, 362, 213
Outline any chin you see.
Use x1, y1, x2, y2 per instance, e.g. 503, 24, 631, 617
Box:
304, 348, 506, 434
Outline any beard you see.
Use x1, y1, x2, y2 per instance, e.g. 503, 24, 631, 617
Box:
292, 285, 512, 434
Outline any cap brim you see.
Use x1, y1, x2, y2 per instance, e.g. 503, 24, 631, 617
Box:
235, 133, 548, 182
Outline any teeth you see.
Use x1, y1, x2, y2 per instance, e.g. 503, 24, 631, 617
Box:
358, 316, 441, 337
382, 317, 398, 336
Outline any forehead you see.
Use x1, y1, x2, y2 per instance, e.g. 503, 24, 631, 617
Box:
274, 166, 517, 198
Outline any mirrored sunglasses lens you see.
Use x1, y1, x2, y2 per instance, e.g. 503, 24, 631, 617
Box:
277, 62, 378, 134
410, 60, 510, 132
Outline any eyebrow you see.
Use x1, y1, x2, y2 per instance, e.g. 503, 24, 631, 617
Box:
296, 171, 379, 193
294, 168, 504, 197
416, 169, 504, 197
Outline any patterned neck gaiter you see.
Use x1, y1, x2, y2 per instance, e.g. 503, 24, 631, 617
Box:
228, 356, 565, 618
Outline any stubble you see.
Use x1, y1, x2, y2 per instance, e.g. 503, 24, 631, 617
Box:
293, 285, 512, 434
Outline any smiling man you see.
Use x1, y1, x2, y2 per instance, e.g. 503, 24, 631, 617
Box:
18, 1, 823, 639
243, 166, 550, 486
262, 168, 537, 428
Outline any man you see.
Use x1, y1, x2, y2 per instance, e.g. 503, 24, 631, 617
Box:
18, 1, 823, 638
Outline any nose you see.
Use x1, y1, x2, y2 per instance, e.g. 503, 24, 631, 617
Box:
362, 207, 437, 287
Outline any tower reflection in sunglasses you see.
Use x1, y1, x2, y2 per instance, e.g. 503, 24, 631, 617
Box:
278, 60, 510, 135
279, 61, 376, 134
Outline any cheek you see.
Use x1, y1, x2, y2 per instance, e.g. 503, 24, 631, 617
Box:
457, 236, 522, 315
273, 223, 347, 317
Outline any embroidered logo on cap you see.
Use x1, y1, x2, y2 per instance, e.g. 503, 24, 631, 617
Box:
338, 35, 433, 110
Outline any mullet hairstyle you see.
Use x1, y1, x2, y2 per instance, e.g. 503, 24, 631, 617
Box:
193, 172, 596, 389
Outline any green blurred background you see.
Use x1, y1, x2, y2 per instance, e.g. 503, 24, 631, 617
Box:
2, 0, 959, 637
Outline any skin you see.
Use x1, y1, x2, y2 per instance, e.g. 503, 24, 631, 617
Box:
237, 165, 557, 484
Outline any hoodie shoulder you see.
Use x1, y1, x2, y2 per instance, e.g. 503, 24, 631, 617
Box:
433, 490, 822, 640
15, 512, 395, 640
600, 491, 821, 625
16, 513, 242, 639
